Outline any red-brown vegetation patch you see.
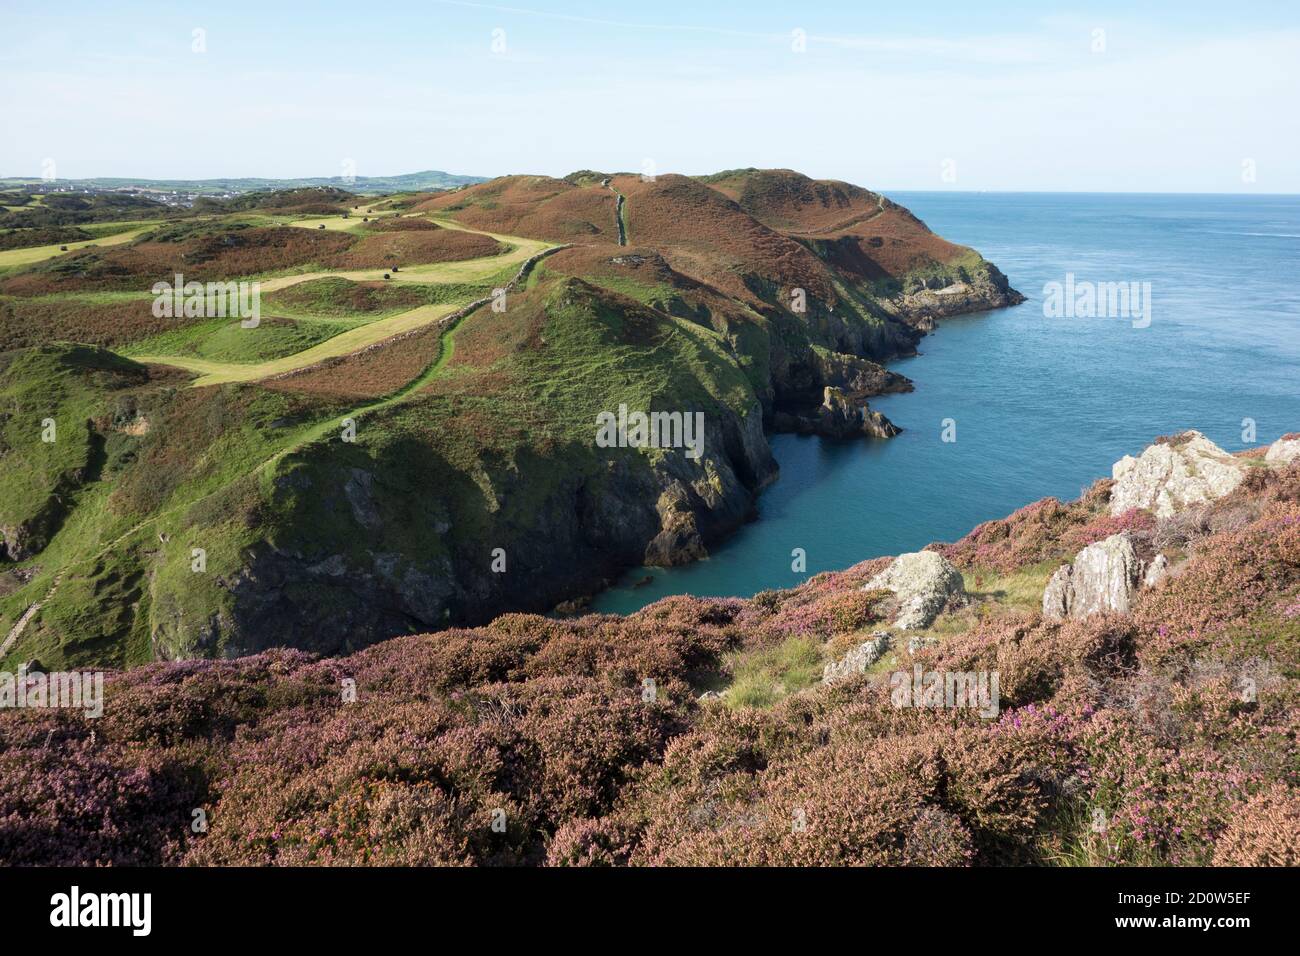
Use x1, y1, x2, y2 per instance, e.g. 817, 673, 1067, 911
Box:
417, 175, 617, 243
614, 173, 837, 305
320, 229, 501, 269
0, 296, 207, 350
263, 323, 447, 400
0, 227, 354, 294
704, 168, 883, 234
436, 295, 541, 373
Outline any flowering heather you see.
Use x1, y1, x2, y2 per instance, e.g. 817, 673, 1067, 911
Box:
1, 467, 1296, 867
936, 481, 1116, 574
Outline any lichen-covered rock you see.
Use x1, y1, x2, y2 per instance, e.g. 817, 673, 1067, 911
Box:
1265, 434, 1300, 466
822, 632, 891, 683
1109, 431, 1246, 518
862, 552, 965, 629
1142, 553, 1170, 589
1042, 533, 1143, 619
1042, 565, 1073, 619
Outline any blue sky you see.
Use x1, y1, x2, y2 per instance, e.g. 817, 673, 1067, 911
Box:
2, 0, 1297, 191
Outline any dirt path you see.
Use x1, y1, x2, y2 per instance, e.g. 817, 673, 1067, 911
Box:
602, 179, 627, 246
0, 572, 63, 663
788, 193, 887, 237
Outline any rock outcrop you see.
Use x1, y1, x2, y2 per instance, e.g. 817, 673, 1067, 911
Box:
892, 261, 1025, 329
818, 386, 900, 439
1142, 553, 1170, 589
812, 349, 911, 398
1042, 533, 1145, 619
1266, 434, 1300, 466
1109, 431, 1247, 518
771, 387, 900, 440
863, 552, 966, 630
822, 631, 892, 683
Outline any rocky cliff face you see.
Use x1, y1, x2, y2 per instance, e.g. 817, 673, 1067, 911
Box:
772, 386, 900, 440
158, 399, 778, 659
890, 260, 1025, 331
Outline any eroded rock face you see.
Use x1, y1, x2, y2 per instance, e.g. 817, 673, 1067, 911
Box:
770, 387, 900, 440
822, 632, 892, 683
863, 551, 965, 630
1265, 434, 1300, 465
819, 386, 900, 440
1042, 533, 1144, 620
1109, 431, 1246, 518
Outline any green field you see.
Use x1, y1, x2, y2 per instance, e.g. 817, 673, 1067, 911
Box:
129, 218, 553, 385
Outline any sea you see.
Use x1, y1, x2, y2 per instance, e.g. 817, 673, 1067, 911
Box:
592, 192, 1300, 613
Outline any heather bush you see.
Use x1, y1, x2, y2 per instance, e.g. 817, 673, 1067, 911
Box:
1212, 784, 1300, 866
936, 486, 1112, 574
0, 718, 199, 865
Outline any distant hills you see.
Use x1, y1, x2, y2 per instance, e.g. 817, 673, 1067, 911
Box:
0, 169, 487, 196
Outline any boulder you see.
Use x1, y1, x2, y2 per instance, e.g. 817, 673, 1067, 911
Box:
1109, 431, 1246, 518
1265, 434, 1300, 466
863, 551, 965, 630
1042, 533, 1150, 619
822, 632, 892, 683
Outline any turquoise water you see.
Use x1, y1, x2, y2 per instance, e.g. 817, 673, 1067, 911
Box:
592, 193, 1300, 613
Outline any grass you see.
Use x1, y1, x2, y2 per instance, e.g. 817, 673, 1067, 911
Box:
0, 223, 152, 269
134, 302, 461, 384
131, 221, 553, 386
964, 560, 1060, 611
723, 635, 824, 708
124, 316, 348, 364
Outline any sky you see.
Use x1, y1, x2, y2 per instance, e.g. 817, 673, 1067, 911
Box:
1, 0, 1297, 192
